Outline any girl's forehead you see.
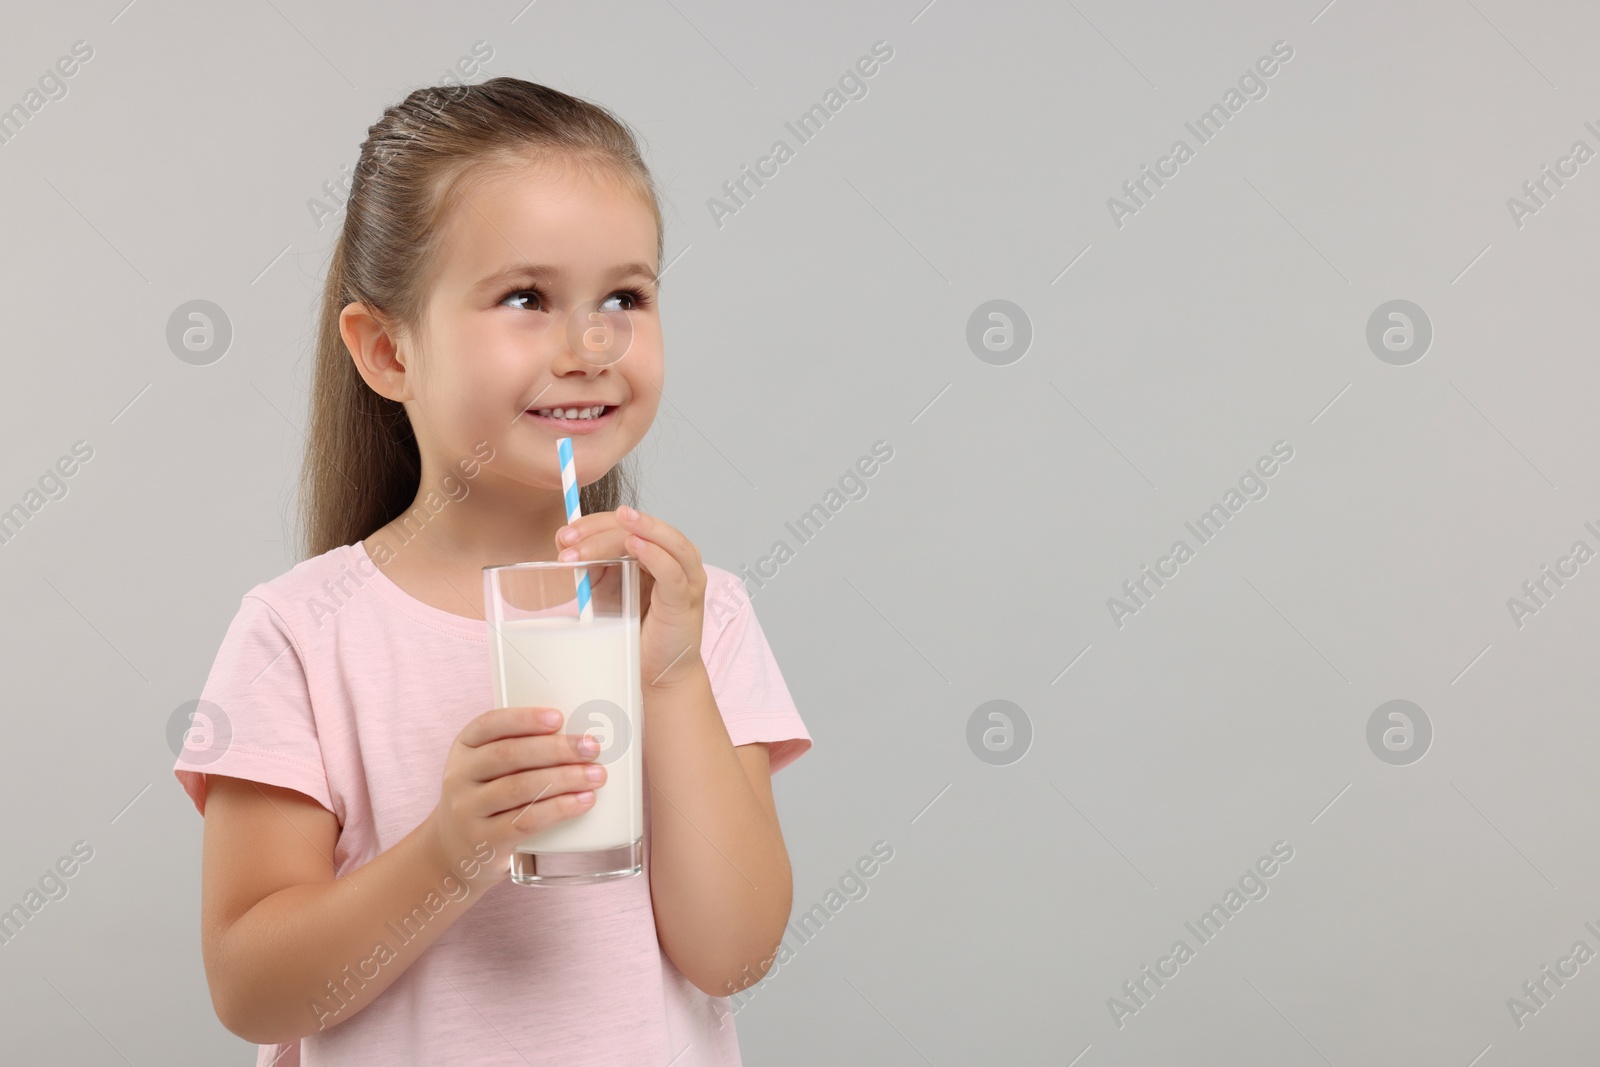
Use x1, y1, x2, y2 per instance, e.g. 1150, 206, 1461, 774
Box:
465, 154, 643, 205
428, 172, 657, 293
448, 160, 653, 234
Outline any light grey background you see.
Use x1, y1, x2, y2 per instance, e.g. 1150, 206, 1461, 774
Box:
1, 0, 1596, 1063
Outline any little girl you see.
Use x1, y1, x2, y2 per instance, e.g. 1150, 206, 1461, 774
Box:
172, 77, 811, 1066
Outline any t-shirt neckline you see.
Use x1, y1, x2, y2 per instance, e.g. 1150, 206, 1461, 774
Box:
351, 540, 488, 642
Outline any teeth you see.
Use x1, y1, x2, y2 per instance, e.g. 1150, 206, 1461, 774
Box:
532, 405, 606, 420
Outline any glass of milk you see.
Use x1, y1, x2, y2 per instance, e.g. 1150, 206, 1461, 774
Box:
483, 557, 643, 885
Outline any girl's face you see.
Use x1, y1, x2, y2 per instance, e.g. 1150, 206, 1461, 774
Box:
405, 158, 662, 491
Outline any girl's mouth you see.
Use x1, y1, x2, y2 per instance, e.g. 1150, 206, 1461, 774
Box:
522, 404, 618, 434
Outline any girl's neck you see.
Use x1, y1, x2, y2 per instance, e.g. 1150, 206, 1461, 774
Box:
363, 504, 566, 623
374, 464, 572, 570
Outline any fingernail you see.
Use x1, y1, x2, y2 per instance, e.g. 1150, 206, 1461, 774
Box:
619, 505, 637, 520
558, 527, 578, 544
579, 735, 599, 754
585, 765, 604, 782
558, 548, 578, 562
539, 710, 562, 727
574, 790, 595, 804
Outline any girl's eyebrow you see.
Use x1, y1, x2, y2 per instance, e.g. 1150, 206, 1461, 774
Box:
475, 261, 658, 293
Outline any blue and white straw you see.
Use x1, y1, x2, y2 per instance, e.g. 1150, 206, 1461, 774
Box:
556, 437, 594, 623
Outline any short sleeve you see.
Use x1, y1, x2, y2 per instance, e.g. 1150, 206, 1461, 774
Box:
702, 570, 812, 773
172, 593, 336, 819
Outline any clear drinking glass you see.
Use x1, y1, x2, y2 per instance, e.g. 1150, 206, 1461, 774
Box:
483, 558, 643, 885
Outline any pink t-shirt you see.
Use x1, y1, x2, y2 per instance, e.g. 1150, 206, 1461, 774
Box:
172, 541, 811, 1066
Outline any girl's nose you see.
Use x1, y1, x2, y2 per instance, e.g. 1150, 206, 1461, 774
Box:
564, 301, 633, 368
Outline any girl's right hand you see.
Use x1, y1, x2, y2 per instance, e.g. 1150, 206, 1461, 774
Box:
426, 706, 605, 883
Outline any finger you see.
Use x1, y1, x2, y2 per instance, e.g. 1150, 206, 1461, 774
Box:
557, 510, 634, 562
624, 531, 690, 598
479, 762, 605, 820
459, 706, 564, 748
558, 527, 631, 564
618, 508, 705, 591
617, 506, 700, 567
555, 513, 618, 549
473, 731, 599, 782
506, 787, 596, 834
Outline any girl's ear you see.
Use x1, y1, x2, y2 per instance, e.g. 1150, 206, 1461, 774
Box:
340, 301, 414, 402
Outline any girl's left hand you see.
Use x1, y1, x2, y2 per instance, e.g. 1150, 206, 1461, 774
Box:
555, 505, 707, 690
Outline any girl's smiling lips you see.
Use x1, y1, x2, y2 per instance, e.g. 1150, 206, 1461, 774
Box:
522, 403, 619, 434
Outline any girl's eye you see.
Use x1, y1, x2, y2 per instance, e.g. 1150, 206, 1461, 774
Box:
501, 287, 655, 313
501, 287, 545, 312
600, 288, 653, 312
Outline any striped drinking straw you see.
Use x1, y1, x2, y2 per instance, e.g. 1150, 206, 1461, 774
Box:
556, 437, 594, 623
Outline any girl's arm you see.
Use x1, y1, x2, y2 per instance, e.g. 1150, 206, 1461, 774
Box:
200, 775, 495, 1043
643, 665, 794, 997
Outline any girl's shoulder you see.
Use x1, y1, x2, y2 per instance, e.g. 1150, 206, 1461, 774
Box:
230, 542, 366, 636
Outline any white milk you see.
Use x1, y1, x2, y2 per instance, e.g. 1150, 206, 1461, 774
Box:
487, 615, 642, 854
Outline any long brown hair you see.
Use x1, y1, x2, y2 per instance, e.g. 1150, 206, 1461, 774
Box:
297, 77, 661, 561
